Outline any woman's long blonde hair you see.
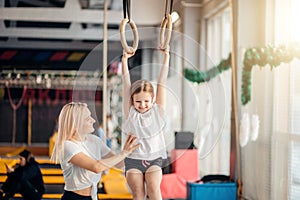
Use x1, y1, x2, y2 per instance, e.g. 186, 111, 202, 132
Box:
51, 102, 88, 163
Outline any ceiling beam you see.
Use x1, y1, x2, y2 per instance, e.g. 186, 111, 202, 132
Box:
0, 39, 100, 50
0, 26, 157, 41
0, 0, 164, 25
0, 7, 122, 24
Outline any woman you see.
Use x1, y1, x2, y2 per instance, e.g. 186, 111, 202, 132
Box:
0, 149, 45, 200
51, 102, 139, 200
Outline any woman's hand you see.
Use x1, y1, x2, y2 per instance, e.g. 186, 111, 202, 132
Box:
122, 134, 140, 156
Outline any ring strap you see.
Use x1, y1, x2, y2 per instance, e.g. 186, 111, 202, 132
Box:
164, 0, 174, 18
123, 0, 131, 21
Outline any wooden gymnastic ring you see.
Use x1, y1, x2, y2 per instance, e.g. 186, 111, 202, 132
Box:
120, 18, 139, 53
159, 14, 172, 50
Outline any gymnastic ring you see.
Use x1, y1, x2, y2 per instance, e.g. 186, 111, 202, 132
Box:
159, 14, 172, 50
120, 18, 139, 53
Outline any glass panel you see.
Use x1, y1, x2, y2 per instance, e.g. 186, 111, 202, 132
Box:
289, 140, 300, 199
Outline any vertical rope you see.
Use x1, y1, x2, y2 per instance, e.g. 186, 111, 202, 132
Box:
170, 0, 174, 14
229, 0, 243, 198
122, 0, 131, 21
123, 0, 127, 19
6, 82, 27, 144
164, 0, 174, 17
28, 98, 32, 145
164, 0, 168, 18
12, 109, 16, 144
127, 0, 131, 21
102, 0, 108, 142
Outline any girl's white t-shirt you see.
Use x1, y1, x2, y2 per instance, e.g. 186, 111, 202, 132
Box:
61, 134, 110, 200
123, 103, 167, 160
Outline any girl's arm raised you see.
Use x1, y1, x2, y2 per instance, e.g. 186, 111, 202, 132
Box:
156, 48, 170, 110
122, 50, 135, 118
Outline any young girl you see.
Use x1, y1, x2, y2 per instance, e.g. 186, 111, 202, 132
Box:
51, 102, 140, 200
122, 48, 170, 200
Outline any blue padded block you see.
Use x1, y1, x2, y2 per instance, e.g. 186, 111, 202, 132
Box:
187, 182, 237, 200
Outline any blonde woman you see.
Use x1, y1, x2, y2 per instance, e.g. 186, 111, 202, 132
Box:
51, 102, 140, 200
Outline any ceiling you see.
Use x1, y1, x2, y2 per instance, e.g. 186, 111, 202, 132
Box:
0, 0, 165, 46
0, 0, 166, 69
0, 0, 209, 89
0, 0, 168, 88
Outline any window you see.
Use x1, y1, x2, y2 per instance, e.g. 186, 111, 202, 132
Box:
200, 6, 232, 176
269, 0, 300, 199
288, 47, 300, 200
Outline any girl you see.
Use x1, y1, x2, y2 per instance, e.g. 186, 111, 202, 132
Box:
51, 102, 140, 200
122, 48, 170, 200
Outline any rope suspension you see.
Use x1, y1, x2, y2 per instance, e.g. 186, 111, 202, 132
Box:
122, 0, 131, 21
5, 81, 27, 144
120, 0, 139, 53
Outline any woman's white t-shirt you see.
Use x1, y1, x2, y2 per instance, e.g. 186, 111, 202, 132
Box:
61, 134, 110, 200
123, 103, 167, 160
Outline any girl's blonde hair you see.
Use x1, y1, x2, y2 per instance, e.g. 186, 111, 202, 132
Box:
51, 102, 88, 163
130, 80, 154, 101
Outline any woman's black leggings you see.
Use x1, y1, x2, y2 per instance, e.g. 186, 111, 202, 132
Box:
61, 190, 92, 200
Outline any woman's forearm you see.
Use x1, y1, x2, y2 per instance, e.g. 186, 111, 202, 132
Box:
96, 151, 128, 172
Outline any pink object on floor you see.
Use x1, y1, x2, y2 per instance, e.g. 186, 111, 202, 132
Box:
161, 149, 199, 199
161, 174, 187, 198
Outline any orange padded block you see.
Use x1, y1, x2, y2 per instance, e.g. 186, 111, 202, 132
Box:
171, 149, 199, 181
